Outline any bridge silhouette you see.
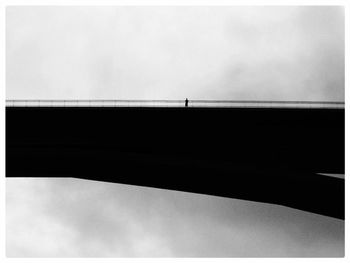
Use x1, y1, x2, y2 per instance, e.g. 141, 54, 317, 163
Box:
6, 99, 345, 219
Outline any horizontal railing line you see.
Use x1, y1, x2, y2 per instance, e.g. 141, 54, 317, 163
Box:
5, 100, 344, 109
5, 99, 345, 104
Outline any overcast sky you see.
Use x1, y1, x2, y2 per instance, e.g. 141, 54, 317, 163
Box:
6, 6, 344, 101
6, 6, 345, 257
6, 178, 344, 257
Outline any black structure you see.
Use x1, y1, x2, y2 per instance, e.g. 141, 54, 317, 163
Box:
6, 103, 345, 219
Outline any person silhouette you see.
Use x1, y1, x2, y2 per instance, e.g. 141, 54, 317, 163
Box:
185, 98, 188, 107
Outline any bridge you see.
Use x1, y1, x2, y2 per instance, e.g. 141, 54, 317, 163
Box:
6, 100, 345, 219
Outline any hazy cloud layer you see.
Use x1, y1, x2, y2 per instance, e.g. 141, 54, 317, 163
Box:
5, 6, 345, 258
6, 6, 344, 101
7, 178, 344, 257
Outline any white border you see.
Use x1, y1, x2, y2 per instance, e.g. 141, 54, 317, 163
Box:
1, 1, 348, 262
0, 0, 349, 6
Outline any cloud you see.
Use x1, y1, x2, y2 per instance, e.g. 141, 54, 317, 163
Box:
6, 6, 344, 101
6, 178, 344, 257
5, 6, 345, 257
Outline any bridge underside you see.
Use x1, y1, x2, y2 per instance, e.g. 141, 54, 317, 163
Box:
6, 107, 345, 219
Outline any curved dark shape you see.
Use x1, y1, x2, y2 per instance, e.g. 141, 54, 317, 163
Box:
6, 106, 344, 219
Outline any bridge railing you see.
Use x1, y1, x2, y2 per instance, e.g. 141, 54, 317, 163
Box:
5, 99, 345, 109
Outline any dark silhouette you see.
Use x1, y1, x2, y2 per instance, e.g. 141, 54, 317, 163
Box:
185, 98, 188, 107
6, 106, 345, 219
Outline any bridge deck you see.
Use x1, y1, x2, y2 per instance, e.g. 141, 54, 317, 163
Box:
6, 104, 345, 219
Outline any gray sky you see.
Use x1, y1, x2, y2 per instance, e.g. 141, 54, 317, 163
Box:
6, 6, 345, 257
6, 6, 344, 101
6, 178, 344, 257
